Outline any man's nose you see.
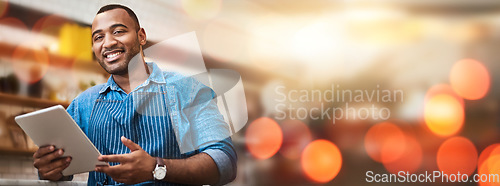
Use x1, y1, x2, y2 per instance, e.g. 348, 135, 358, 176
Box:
103, 34, 118, 49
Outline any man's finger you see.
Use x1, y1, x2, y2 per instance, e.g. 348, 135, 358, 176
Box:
95, 164, 123, 176
121, 136, 141, 151
38, 157, 71, 174
40, 160, 70, 181
33, 145, 55, 159
98, 154, 127, 163
34, 149, 65, 168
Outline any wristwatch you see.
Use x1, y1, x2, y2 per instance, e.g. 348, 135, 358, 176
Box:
152, 157, 167, 180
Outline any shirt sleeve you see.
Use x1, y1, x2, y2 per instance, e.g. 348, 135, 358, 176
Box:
187, 80, 238, 185
201, 137, 237, 186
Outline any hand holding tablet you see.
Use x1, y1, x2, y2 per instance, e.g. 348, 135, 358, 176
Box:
15, 105, 107, 176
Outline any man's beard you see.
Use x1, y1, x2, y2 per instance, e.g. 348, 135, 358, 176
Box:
98, 43, 141, 75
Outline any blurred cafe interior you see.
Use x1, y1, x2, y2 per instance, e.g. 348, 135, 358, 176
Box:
0, 0, 500, 185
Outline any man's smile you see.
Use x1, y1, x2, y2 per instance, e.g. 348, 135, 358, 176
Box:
103, 49, 125, 62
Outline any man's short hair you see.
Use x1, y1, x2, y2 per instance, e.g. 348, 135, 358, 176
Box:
97, 4, 140, 31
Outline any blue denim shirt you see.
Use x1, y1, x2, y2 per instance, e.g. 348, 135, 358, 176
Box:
67, 62, 237, 185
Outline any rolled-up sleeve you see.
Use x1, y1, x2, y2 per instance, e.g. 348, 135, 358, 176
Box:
202, 137, 237, 185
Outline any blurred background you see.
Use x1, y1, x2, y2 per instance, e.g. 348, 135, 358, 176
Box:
0, 0, 499, 185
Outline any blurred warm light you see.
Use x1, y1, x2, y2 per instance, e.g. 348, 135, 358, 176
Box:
32, 15, 69, 34
437, 137, 477, 176
0, 0, 8, 18
0, 17, 26, 29
181, 0, 221, 20
58, 23, 92, 61
425, 84, 464, 107
11, 42, 49, 84
202, 21, 246, 63
301, 139, 342, 183
279, 120, 312, 160
424, 94, 464, 137
364, 122, 406, 163
0, 17, 57, 52
341, 7, 405, 22
245, 117, 283, 160
383, 135, 422, 174
478, 144, 500, 186
449, 59, 490, 100
292, 21, 337, 61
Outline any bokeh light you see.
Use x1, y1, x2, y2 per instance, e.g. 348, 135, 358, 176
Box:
0, 0, 8, 18
32, 15, 70, 34
449, 59, 490, 100
181, 0, 221, 20
425, 84, 464, 107
245, 117, 283, 160
383, 135, 422, 174
437, 136, 477, 176
202, 20, 247, 63
0, 17, 27, 30
424, 94, 464, 137
11, 42, 49, 84
279, 120, 312, 160
301, 139, 342, 183
478, 144, 500, 186
364, 122, 406, 163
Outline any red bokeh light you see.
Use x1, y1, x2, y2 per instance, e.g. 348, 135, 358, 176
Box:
301, 139, 342, 183
364, 122, 406, 164
478, 144, 500, 186
245, 117, 283, 160
437, 136, 478, 176
383, 135, 423, 174
279, 119, 312, 160
449, 59, 490, 100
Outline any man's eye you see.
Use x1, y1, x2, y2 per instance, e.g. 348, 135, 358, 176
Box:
113, 30, 125, 35
94, 36, 103, 41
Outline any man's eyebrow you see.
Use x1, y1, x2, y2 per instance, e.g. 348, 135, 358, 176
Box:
91, 24, 129, 38
92, 29, 102, 38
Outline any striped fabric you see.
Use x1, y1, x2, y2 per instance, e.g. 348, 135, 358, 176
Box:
66, 63, 237, 186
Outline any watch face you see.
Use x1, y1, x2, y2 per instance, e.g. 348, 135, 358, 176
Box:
154, 167, 166, 180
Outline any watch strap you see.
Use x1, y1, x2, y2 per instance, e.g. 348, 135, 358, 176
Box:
156, 157, 165, 166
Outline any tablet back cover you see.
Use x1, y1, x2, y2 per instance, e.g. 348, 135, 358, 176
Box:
15, 105, 107, 176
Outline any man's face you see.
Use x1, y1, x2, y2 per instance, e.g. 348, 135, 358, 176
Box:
91, 9, 144, 75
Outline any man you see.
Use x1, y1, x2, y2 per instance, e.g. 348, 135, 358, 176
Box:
32, 4, 237, 185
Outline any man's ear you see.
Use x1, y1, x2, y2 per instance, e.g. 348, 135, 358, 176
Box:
138, 28, 147, 46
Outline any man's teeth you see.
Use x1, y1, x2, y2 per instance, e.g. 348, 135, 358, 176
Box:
106, 52, 122, 58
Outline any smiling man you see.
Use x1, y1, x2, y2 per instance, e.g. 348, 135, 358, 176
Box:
32, 4, 237, 185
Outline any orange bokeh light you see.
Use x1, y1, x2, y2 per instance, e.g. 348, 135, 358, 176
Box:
437, 136, 477, 176
383, 135, 423, 174
279, 119, 312, 160
425, 84, 464, 107
478, 144, 500, 186
450, 59, 490, 100
0, 1, 8, 18
364, 122, 406, 163
11, 42, 49, 84
32, 15, 70, 34
301, 139, 342, 183
424, 94, 464, 137
245, 117, 283, 160
0, 17, 27, 30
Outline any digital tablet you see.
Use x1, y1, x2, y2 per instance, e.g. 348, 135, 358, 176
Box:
15, 105, 108, 176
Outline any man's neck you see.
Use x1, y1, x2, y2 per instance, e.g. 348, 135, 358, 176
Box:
112, 59, 150, 94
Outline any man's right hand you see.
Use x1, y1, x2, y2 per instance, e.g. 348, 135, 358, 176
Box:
33, 145, 72, 181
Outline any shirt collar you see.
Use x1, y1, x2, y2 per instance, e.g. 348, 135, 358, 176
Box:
98, 62, 166, 94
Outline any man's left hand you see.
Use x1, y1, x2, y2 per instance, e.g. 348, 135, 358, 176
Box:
95, 136, 156, 184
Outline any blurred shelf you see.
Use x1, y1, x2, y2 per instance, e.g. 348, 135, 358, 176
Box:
0, 42, 106, 75
0, 93, 69, 108
0, 146, 35, 156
